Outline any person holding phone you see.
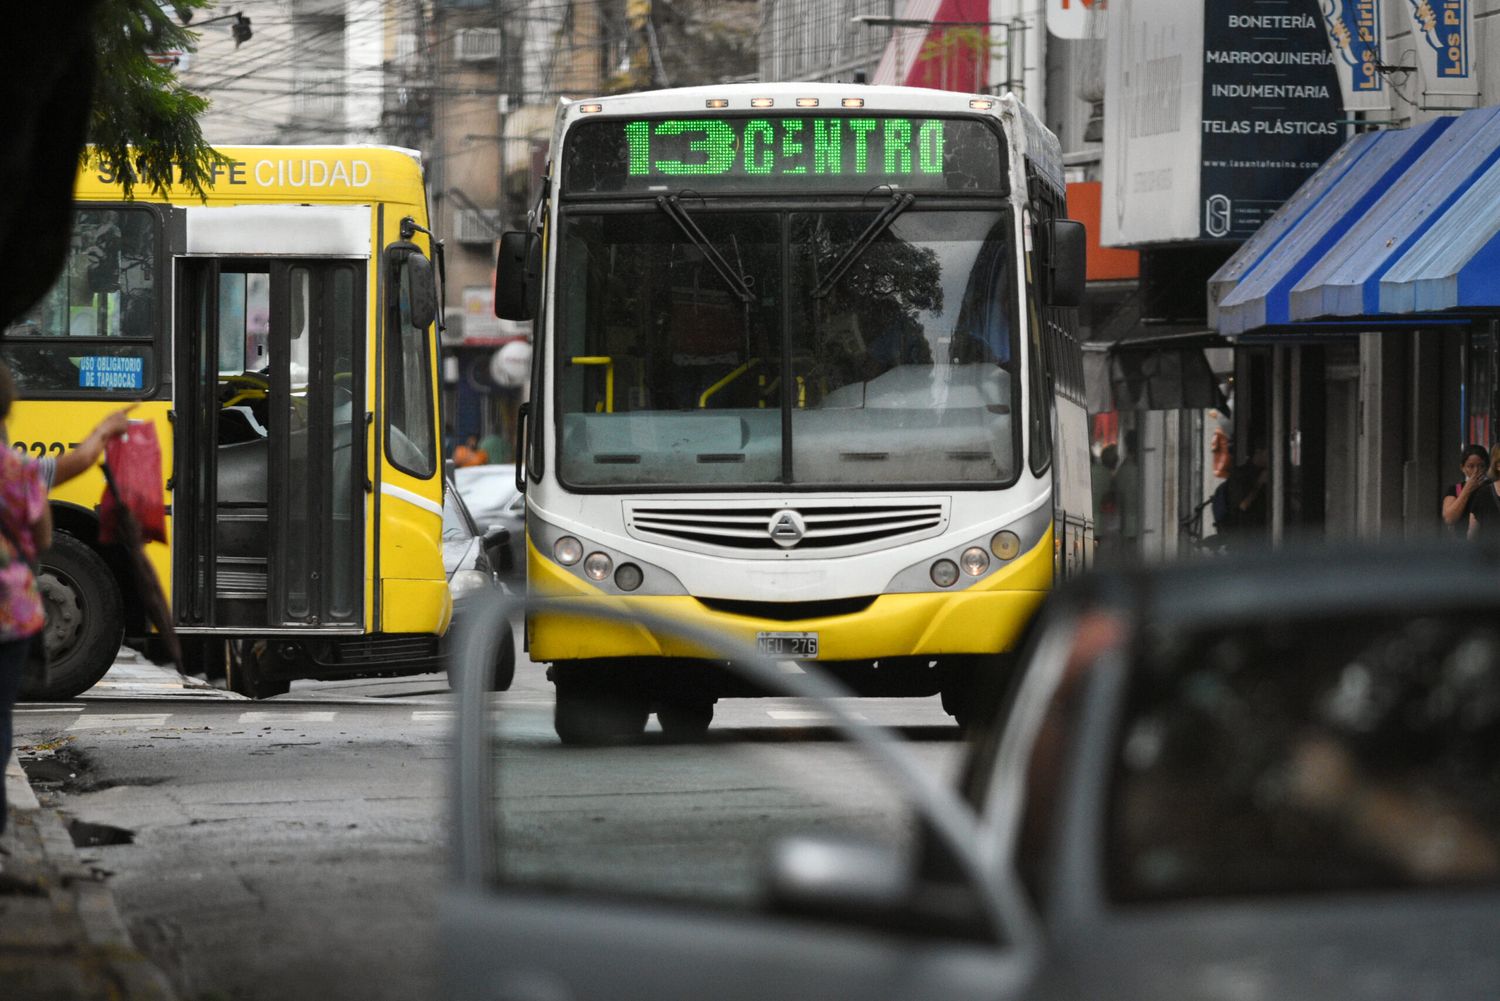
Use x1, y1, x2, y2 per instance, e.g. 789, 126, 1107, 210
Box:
1461, 446, 1500, 542
1442, 444, 1490, 536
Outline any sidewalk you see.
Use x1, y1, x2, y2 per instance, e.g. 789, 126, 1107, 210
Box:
1, 751, 176, 1001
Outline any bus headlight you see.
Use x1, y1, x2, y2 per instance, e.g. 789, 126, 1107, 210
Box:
990, 531, 1021, 560
960, 547, 990, 576
554, 536, 583, 566
614, 563, 643, 591
584, 552, 613, 581
449, 569, 491, 599
930, 559, 960, 587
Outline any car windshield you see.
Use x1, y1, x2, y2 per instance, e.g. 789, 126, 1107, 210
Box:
555, 207, 1017, 489
443, 484, 476, 542
1108, 609, 1500, 902
453, 465, 519, 516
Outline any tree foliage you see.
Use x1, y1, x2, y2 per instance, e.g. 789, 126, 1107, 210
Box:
89, 0, 222, 198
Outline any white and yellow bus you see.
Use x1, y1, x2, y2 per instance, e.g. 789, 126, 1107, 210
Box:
497, 84, 1093, 742
3, 146, 448, 699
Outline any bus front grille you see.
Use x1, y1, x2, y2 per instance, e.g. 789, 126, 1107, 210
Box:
625, 499, 948, 555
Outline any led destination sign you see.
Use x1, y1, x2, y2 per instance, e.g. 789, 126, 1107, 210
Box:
563, 115, 1004, 194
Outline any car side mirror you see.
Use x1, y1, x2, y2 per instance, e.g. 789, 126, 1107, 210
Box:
482, 524, 513, 574
1047, 218, 1086, 309
765, 835, 993, 941
495, 231, 541, 321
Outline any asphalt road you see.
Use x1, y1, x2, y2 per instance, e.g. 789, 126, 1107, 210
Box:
12, 650, 965, 1001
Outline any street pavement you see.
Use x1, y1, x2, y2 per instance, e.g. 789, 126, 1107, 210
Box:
4, 648, 961, 1000
3, 748, 176, 1001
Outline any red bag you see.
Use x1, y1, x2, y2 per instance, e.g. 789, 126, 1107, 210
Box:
99, 422, 167, 544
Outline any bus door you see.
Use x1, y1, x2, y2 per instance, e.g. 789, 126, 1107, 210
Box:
175, 258, 365, 631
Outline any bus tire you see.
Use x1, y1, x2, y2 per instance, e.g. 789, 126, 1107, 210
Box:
656, 699, 714, 740
554, 684, 649, 746
20, 533, 124, 701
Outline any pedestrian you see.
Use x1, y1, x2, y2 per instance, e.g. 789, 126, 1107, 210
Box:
1441, 443, 1490, 537
35, 405, 135, 490
452, 433, 488, 468
479, 429, 509, 466
1222, 442, 1270, 533
1461, 446, 1500, 542
0, 364, 51, 847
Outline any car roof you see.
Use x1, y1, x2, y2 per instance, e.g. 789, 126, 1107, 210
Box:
1071, 541, 1500, 629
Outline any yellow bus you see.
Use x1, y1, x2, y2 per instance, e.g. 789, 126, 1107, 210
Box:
3, 146, 449, 699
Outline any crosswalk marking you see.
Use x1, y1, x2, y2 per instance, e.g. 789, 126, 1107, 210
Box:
765, 709, 867, 722
237, 711, 337, 723
34, 706, 903, 730
69, 713, 173, 731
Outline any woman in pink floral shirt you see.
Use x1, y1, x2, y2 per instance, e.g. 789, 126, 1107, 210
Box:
0, 363, 50, 840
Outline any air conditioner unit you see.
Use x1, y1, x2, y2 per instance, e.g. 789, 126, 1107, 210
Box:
454, 28, 500, 63
454, 207, 501, 244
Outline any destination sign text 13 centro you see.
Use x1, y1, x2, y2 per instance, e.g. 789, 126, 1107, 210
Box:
562, 116, 1004, 193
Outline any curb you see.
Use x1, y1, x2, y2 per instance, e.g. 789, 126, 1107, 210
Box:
3, 751, 178, 1001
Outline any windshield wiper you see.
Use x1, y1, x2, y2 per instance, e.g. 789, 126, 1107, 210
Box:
656, 194, 756, 304
811, 192, 916, 299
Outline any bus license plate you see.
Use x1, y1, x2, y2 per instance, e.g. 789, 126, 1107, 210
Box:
757, 632, 818, 657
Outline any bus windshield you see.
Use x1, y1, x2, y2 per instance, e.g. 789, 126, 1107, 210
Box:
556, 206, 1017, 489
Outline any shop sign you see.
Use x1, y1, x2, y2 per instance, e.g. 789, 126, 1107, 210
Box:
1104, 0, 1343, 244
1402, 0, 1477, 98
1319, 0, 1389, 111
1047, 0, 1105, 39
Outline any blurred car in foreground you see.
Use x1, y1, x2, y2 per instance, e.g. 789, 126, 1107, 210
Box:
443, 481, 515, 691
444, 543, 1500, 1001
451, 463, 524, 582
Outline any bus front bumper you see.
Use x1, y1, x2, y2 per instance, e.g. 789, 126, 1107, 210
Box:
526, 530, 1052, 664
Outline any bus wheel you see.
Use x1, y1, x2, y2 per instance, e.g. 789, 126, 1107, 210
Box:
226, 641, 292, 700
554, 684, 649, 746
656, 699, 714, 740
20, 533, 124, 701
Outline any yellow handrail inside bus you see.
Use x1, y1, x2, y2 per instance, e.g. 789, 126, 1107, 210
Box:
699, 358, 759, 408
571, 356, 615, 413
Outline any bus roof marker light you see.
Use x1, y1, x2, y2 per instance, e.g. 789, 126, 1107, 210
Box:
705, 98, 729, 109
969, 98, 995, 111
930, 560, 960, 588
796, 97, 819, 108
750, 97, 775, 109
554, 536, 583, 566
579, 103, 604, 114
584, 552, 613, 582
841, 97, 865, 108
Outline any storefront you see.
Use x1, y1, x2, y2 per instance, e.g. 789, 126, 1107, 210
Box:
1210, 104, 1500, 541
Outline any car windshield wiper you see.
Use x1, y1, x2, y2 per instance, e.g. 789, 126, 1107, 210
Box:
811, 191, 916, 299
656, 194, 756, 304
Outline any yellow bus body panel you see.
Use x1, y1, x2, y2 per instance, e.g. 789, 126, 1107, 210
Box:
15, 146, 449, 640
382, 578, 452, 635
527, 526, 1053, 662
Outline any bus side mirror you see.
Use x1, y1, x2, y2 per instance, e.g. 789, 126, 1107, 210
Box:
397, 250, 438, 330
495, 231, 541, 321
1047, 219, 1086, 309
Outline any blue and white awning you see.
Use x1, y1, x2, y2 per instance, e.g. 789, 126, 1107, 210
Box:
1211, 104, 1500, 338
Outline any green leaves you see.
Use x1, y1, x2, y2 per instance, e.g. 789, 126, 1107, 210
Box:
88, 0, 223, 199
